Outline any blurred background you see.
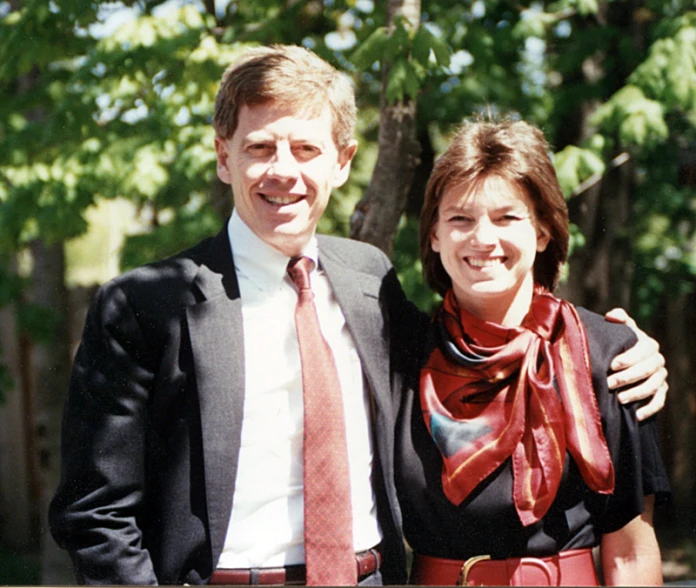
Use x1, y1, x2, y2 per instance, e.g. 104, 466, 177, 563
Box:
0, 0, 695, 584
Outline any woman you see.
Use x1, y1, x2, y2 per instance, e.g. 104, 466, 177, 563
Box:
395, 120, 670, 586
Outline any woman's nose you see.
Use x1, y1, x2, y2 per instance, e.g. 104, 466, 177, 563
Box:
470, 218, 497, 247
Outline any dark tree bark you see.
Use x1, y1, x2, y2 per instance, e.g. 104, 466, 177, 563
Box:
655, 291, 696, 534
349, 0, 422, 256
5, 1, 75, 580
561, 158, 634, 312
406, 125, 435, 218
28, 242, 75, 585
555, 0, 643, 312
555, 0, 696, 556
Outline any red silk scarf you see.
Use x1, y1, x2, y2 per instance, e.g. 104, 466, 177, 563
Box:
420, 288, 615, 526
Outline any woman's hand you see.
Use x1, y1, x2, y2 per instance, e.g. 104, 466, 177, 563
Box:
604, 308, 668, 421
600, 496, 663, 585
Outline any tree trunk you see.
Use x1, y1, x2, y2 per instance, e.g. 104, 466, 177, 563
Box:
654, 291, 696, 532
555, 0, 642, 312
349, 0, 422, 256
561, 157, 634, 311
406, 125, 435, 218
25, 241, 75, 584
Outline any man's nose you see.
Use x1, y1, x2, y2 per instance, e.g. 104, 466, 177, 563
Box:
267, 144, 299, 179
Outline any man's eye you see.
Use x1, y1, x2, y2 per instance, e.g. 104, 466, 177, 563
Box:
248, 144, 272, 154
294, 144, 320, 157
449, 215, 473, 223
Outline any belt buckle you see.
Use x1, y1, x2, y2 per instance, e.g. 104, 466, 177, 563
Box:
457, 555, 491, 586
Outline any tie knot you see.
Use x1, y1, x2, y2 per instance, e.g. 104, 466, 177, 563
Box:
287, 256, 315, 290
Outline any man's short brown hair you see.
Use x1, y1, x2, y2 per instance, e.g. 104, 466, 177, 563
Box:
420, 119, 570, 296
213, 45, 357, 151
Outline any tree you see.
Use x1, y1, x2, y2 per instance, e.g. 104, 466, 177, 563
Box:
1, 0, 695, 582
520, 0, 696, 538
349, 0, 422, 256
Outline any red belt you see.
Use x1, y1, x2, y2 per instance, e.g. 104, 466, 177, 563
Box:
411, 548, 599, 586
210, 548, 381, 585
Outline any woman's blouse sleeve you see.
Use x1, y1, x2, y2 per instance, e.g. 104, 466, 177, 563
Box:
577, 308, 671, 535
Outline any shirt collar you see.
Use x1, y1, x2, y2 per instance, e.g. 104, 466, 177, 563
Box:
228, 210, 319, 292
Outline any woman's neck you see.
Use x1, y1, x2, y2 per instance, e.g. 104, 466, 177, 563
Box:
453, 275, 535, 327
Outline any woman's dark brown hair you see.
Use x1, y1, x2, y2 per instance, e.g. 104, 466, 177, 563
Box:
420, 119, 570, 296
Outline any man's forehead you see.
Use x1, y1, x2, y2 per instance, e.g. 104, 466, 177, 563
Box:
237, 102, 335, 140
245, 99, 329, 120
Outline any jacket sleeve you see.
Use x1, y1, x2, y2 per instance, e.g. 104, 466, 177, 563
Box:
49, 281, 159, 585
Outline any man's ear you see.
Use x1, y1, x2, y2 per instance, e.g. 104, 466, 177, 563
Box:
214, 136, 233, 185
333, 140, 358, 188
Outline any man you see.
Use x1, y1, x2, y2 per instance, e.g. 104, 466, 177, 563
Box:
49, 45, 667, 585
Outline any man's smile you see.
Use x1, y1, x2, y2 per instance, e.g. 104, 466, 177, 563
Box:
258, 191, 307, 206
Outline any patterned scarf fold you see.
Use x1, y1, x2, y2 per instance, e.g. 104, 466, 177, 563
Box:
420, 288, 615, 526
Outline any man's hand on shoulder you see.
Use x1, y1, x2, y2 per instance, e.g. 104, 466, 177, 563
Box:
604, 308, 668, 421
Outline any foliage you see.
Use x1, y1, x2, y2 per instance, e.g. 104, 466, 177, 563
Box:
554, 145, 606, 197
2, 2, 695, 580
587, 9, 696, 320
350, 16, 450, 103
392, 216, 440, 314
0, 546, 40, 585
1, 0, 695, 377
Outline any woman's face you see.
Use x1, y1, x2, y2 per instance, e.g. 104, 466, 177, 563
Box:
431, 174, 550, 324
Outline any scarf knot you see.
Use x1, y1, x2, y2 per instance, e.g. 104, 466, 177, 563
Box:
420, 289, 615, 526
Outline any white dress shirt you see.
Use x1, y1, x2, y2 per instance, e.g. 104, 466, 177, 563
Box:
217, 211, 382, 568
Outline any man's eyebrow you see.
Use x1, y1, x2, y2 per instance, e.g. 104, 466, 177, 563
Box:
242, 132, 273, 143
288, 134, 327, 145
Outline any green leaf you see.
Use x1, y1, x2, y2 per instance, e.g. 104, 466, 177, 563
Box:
429, 34, 451, 68
385, 21, 411, 63
575, 0, 599, 16
512, 10, 552, 40
403, 60, 421, 100
350, 27, 389, 70
412, 27, 432, 68
385, 57, 408, 103
591, 86, 668, 148
553, 145, 606, 197
630, 24, 696, 112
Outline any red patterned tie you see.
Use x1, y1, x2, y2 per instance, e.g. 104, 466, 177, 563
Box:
287, 256, 357, 586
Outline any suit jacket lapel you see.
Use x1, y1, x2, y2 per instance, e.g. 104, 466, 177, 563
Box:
186, 228, 245, 566
319, 243, 391, 422
319, 240, 399, 542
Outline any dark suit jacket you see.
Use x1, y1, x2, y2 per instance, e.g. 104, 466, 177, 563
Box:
49, 226, 426, 585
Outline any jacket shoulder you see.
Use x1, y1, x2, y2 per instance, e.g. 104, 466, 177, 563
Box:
317, 234, 392, 274
102, 232, 224, 301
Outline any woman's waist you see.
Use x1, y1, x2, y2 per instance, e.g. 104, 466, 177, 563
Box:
410, 548, 600, 586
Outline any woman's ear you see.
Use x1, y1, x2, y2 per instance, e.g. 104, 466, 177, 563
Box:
431, 228, 441, 253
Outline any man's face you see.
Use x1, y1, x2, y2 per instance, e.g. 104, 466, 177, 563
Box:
215, 102, 357, 257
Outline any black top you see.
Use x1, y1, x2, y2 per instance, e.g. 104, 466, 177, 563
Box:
395, 308, 670, 561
